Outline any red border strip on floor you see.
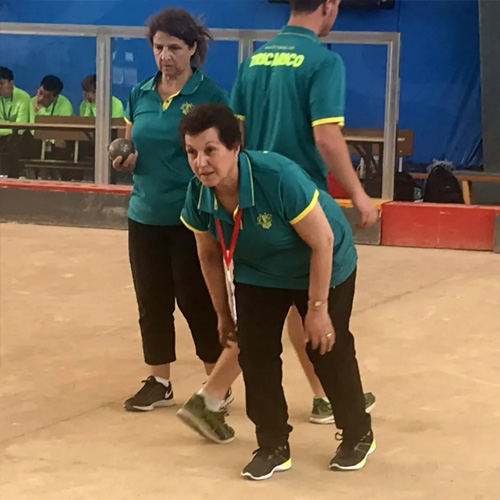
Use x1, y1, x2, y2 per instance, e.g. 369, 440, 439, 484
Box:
381, 202, 500, 251
0, 178, 132, 195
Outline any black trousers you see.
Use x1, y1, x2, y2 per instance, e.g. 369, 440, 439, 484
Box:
236, 269, 371, 449
0, 132, 32, 177
128, 218, 222, 366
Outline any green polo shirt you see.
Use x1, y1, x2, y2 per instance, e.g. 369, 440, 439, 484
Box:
80, 97, 124, 118
230, 25, 346, 191
29, 94, 74, 121
0, 86, 31, 136
181, 151, 357, 290
125, 70, 229, 226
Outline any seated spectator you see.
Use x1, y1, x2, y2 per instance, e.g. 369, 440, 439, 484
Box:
80, 74, 124, 118
29, 75, 73, 120
28, 75, 74, 173
0, 67, 31, 177
0, 66, 31, 135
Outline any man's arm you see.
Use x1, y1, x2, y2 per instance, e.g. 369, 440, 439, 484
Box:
314, 123, 378, 228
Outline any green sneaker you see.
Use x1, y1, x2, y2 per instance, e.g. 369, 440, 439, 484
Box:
309, 397, 335, 424
176, 394, 235, 444
309, 393, 377, 425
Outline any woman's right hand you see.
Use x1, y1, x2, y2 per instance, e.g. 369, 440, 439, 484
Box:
111, 151, 138, 173
217, 312, 237, 348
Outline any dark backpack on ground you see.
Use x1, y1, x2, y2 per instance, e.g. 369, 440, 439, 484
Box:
423, 165, 464, 204
394, 172, 419, 201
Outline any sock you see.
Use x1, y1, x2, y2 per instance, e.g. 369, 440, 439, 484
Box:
154, 376, 171, 388
197, 388, 224, 412
315, 396, 329, 402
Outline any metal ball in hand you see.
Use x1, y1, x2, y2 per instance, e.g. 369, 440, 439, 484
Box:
108, 138, 136, 162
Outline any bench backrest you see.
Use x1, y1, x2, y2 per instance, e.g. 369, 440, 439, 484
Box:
344, 128, 414, 156
34, 116, 126, 142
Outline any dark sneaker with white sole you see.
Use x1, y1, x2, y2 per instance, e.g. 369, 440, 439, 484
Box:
241, 444, 291, 481
309, 392, 377, 425
124, 376, 175, 412
176, 394, 235, 444
329, 430, 376, 471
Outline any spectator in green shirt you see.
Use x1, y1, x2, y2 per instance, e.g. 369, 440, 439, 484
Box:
79, 74, 124, 118
27, 75, 74, 168
0, 67, 31, 177
0, 66, 31, 136
29, 75, 73, 121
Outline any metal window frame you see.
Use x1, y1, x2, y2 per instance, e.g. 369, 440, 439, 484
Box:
0, 23, 400, 198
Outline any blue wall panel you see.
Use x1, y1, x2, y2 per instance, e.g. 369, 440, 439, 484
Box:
0, 0, 482, 167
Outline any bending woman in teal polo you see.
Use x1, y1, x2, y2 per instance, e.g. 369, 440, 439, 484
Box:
179, 103, 374, 480
111, 8, 229, 412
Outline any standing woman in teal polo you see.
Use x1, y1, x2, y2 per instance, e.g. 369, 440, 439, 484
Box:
112, 8, 229, 412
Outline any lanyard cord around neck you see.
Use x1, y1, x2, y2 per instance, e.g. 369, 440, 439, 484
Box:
50, 97, 59, 116
1, 98, 11, 121
215, 209, 243, 269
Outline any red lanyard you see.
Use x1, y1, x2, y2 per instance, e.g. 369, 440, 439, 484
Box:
215, 209, 243, 268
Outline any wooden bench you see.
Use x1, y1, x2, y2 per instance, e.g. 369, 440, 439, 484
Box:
410, 170, 500, 205
342, 128, 414, 197
22, 116, 125, 180
344, 128, 414, 171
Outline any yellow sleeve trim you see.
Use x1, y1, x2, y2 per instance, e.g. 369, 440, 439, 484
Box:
180, 215, 208, 234
290, 190, 319, 225
124, 117, 132, 125
312, 117, 345, 127
236, 114, 245, 121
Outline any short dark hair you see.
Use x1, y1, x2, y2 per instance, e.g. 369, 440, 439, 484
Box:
81, 74, 96, 92
146, 8, 213, 67
289, 0, 326, 13
179, 103, 241, 150
40, 75, 63, 95
0, 66, 14, 81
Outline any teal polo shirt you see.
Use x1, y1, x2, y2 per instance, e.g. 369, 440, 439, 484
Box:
181, 151, 357, 290
125, 70, 229, 226
230, 25, 346, 191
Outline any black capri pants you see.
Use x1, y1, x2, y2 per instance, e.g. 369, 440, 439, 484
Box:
128, 218, 222, 366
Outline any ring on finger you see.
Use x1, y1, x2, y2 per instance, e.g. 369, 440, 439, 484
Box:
326, 332, 333, 338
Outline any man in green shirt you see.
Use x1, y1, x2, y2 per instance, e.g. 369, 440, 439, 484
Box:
231, 0, 378, 423
79, 74, 124, 118
231, 0, 376, 226
29, 75, 73, 121
27, 75, 74, 166
0, 67, 31, 177
0, 66, 31, 135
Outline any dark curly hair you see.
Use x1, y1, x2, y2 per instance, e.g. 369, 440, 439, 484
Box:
179, 103, 242, 150
146, 8, 213, 68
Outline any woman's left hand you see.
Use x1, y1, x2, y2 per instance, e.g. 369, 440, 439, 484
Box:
217, 312, 237, 348
304, 308, 335, 355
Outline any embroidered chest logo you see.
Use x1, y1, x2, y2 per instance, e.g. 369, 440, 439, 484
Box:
257, 213, 272, 230
181, 102, 195, 115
